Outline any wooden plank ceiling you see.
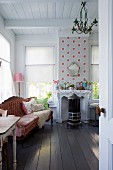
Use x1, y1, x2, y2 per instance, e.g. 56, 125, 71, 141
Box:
0, 0, 98, 35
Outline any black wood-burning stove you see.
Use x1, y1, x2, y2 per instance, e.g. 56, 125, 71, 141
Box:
67, 94, 82, 128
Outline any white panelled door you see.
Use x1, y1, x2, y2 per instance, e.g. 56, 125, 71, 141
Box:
99, 0, 113, 169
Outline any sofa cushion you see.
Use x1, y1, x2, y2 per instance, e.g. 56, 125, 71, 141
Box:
31, 104, 45, 112
22, 98, 37, 114
17, 117, 34, 127
35, 98, 49, 109
17, 114, 38, 127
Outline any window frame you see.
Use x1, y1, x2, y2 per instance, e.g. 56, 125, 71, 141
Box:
89, 43, 99, 102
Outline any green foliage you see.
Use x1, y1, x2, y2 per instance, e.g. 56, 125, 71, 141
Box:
59, 82, 75, 90
28, 82, 52, 98
68, 84, 75, 88
46, 91, 52, 99
92, 83, 99, 99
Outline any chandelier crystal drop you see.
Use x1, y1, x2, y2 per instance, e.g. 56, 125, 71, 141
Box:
72, 2, 98, 34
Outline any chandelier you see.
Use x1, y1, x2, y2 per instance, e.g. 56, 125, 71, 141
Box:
72, 2, 98, 34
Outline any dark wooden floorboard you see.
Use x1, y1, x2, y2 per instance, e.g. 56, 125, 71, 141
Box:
80, 128, 99, 159
24, 130, 43, 170
57, 124, 77, 170
86, 125, 99, 145
73, 126, 99, 170
50, 124, 63, 170
36, 126, 51, 170
4, 122, 99, 170
64, 126, 90, 170
16, 142, 31, 170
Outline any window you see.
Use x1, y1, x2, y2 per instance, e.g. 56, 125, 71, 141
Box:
25, 47, 55, 98
91, 45, 99, 100
0, 33, 13, 102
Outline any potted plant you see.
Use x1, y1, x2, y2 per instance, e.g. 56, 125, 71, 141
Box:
59, 82, 70, 90
87, 81, 92, 90
68, 84, 75, 90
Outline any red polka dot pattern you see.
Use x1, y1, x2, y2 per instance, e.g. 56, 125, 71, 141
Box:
60, 37, 88, 84
78, 74, 80, 77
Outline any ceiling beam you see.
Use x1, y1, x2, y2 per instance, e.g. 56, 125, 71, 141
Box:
0, 0, 98, 3
5, 19, 74, 29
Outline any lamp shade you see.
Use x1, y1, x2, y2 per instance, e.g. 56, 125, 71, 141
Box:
14, 73, 24, 82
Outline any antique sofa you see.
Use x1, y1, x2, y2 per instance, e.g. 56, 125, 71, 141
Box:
0, 96, 53, 139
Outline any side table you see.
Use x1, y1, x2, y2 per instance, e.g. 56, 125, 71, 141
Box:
49, 105, 57, 120
88, 103, 99, 126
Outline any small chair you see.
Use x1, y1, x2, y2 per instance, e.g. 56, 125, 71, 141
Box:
0, 109, 7, 117
0, 109, 10, 170
1, 139, 10, 170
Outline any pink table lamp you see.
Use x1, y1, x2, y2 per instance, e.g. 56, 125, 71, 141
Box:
14, 73, 24, 97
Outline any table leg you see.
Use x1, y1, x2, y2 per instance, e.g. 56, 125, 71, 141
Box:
94, 108, 97, 125
0, 139, 3, 170
13, 127, 17, 170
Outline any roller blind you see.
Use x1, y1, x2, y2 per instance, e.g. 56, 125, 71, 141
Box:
26, 47, 54, 82
0, 34, 10, 62
26, 47, 54, 65
91, 45, 99, 83
91, 65, 99, 83
91, 46, 99, 64
26, 65, 54, 82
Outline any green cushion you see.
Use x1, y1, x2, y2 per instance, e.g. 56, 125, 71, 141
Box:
35, 98, 49, 109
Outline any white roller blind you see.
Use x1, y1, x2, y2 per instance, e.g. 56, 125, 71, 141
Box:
0, 34, 10, 62
26, 46, 54, 83
26, 47, 54, 65
26, 65, 54, 82
91, 45, 99, 64
91, 45, 99, 83
91, 65, 99, 83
